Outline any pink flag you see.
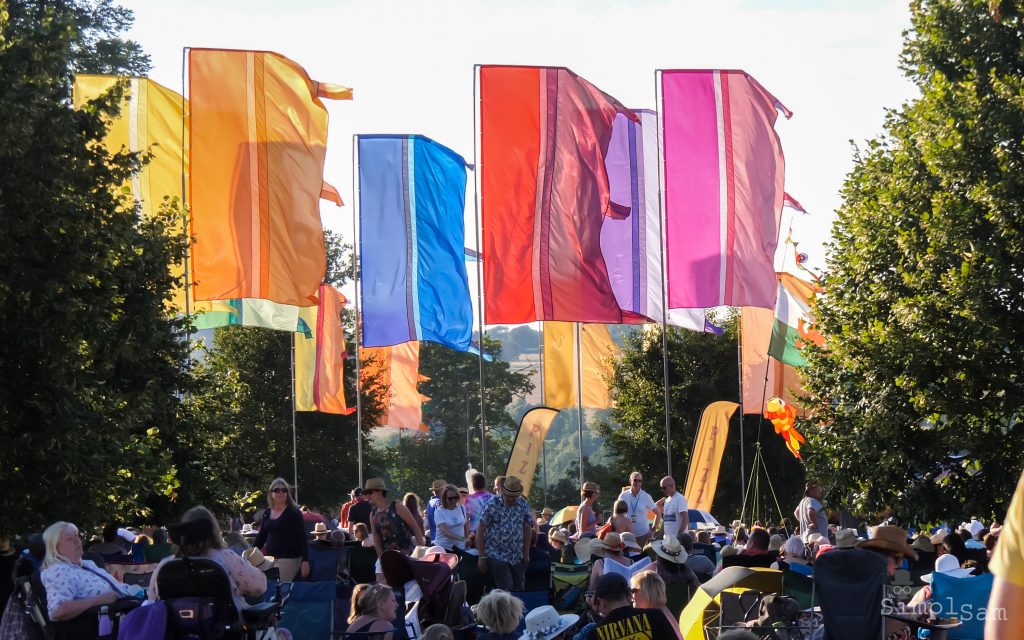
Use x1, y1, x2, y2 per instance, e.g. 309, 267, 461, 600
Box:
661, 70, 791, 309
783, 192, 807, 213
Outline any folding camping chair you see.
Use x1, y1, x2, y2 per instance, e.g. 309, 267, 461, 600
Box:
813, 548, 886, 640
550, 562, 590, 614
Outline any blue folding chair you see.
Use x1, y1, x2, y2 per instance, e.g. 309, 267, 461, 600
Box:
279, 581, 335, 640
930, 571, 994, 640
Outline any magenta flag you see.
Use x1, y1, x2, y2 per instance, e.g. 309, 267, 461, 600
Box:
661, 70, 791, 309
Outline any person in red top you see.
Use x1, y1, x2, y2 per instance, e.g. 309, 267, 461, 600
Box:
340, 488, 362, 530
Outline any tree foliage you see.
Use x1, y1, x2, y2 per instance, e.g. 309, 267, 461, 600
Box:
803, 0, 1024, 523
0, 0, 188, 534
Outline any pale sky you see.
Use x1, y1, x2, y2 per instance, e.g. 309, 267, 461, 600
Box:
125, 0, 917, 294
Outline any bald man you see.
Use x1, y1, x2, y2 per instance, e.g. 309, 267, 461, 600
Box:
656, 476, 689, 538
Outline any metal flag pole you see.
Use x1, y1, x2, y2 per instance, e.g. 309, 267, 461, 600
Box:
472, 65, 487, 475
737, 316, 747, 505
575, 323, 585, 489
351, 135, 365, 487
654, 70, 673, 478
291, 339, 299, 502
180, 48, 192, 345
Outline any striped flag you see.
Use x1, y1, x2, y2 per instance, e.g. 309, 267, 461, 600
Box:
359, 342, 429, 432
294, 285, 355, 415
357, 135, 472, 351
768, 274, 823, 367
661, 69, 790, 310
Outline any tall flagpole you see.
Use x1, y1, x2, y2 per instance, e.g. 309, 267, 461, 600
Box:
575, 323, 585, 489
654, 71, 673, 478
180, 48, 192, 344
291, 340, 299, 502
473, 65, 487, 475
351, 135, 365, 488
737, 317, 747, 506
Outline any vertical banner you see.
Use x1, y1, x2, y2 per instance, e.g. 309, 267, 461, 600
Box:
294, 284, 354, 415
188, 48, 351, 306
480, 65, 633, 324
73, 75, 189, 311
684, 401, 739, 512
505, 407, 560, 498
661, 69, 790, 310
542, 322, 618, 410
360, 342, 429, 431
357, 135, 472, 351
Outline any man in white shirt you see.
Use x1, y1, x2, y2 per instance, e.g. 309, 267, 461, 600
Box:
616, 472, 660, 547
795, 481, 828, 542
657, 476, 689, 538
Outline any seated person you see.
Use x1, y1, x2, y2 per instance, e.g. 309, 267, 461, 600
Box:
309, 522, 334, 548
223, 531, 250, 555
40, 521, 129, 622
907, 553, 975, 610
149, 506, 267, 612
651, 535, 700, 589
680, 533, 715, 578
87, 523, 130, 562
631, 570, 685, 640
474, 588, 526, 640
584, 573, 676, 640
347, 583, 398, 640
772, 536, 813, 576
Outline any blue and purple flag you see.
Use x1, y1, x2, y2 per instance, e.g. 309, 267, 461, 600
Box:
358, 135, 472, 351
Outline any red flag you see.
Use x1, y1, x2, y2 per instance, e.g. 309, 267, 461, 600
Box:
479, 66, 633, 324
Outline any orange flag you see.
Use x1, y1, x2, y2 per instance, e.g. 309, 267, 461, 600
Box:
684, 401, 738, 512
188, 49, 351, 306
294, 284, 355, 415
360, 342, 429, 432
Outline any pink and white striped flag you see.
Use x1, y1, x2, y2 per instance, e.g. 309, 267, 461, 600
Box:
660, 70, 791, 310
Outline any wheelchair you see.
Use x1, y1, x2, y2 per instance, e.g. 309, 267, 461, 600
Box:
157, 556, 292, 639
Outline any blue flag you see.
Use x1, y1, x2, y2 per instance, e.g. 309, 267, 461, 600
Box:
358, 135, 472, 351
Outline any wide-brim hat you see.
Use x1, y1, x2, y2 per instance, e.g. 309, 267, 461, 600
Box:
582, 481, 600, 494
835, 529, 859, 549
311, 522, 329, 536
548, 528, 568, 544
240, 524, 256, 536
429, 479, 446, 492
712, 525, 728, 535
517, 605, 579, 640
458, 487, 469, 495
541, 507, 554, 517
502, 476, 524, 496
651, 534, 687, 564
912, 535, 935, 553
930, 530, 948, 546
242, 547, 275, 572
768, 535, 785, 552
807, 533, 824, 545
619, 532, 642, 551
574, 537, 602, 562
923, 554, 974, 583
364, 477, 389, 493
857, 525, 918, 561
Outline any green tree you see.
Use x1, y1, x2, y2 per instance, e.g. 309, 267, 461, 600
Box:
0, 0, 189, 534
802, 0, 1024, 523
597, 318, 806, 523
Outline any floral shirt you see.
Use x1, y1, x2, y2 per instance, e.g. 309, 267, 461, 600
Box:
479, 496, 532, 565
40, 559, 126, 619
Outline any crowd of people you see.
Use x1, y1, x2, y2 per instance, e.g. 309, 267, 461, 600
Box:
2, 472, 1022, 639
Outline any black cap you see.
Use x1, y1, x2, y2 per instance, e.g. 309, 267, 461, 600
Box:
352, 488, 363, 497
594, 573, 630, 600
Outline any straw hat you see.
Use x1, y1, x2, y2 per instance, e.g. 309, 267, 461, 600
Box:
541, 507, 554, 517
930, 530, 948, 546
517, 605, 579, 640
310, 522, 329, 537
429, 479, 447, 492
922, 554, 974, 583
412, 545, 447, 559
240, 523, 256, 536
548, 529, 568, 544
912, 535, 935, 553
242, 547, 275, 572
364, 477, 389, 493
768, 535, 785, 552
458, 487, 469, 495
651, 534, 687, 564
835, 529, 859, 549
582, 481, 600, 494
502, 476, 524, 496
712, 525, 728, 535
857, 525, 918, 560
619, 532, 642, 551
807, 533, 824, 545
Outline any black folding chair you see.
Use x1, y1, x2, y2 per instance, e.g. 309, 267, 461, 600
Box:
813, 548, 886, 640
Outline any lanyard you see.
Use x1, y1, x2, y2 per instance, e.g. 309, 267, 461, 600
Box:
77, 563, 124, 594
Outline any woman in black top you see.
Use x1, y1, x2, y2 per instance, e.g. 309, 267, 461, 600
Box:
254, 478, 309, 581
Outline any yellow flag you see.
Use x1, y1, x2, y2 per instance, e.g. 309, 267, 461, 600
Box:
505, 407, 560, 498
684, 401, 739, 512
542, 322, 618, 409
294, 305, 319, 411
73, 75, 188, 311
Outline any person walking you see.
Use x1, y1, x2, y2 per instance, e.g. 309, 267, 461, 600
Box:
616, 471, 659, 547
254, 478, 309, 581
365, 477, 424, 578
794, 482, 828, 543
476, 476, 532, 591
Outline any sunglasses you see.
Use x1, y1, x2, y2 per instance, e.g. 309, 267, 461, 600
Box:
632, 479, 643, 483
271, 488, 289, 494
444, 494, 458, 500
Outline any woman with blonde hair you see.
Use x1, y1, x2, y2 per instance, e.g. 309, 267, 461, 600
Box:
149, 506, 266, 612
347, 582, 398, 639
630, 571, 684, 640
254, 478, 309, 581
39, 521, 128, 622
474, 589, 525, 640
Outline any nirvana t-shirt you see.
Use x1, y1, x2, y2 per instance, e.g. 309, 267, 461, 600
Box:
585, 606, 676, 640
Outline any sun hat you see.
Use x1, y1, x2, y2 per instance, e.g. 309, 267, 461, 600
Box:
922, 554, 975, 583
930, 530, 948, 546
541, 507, 554, 517
429, 479, 447, 492
574, 537, 603, 562
619, 532, 642, 551
807, 533, 824, 545
548, 529, 568, 544
712, 525, 728, 535
911, 534, 935, 553
835, 529, 859, 549
782, 537, 806, 558
857, 525, 918, 560
364, 477, 389, 493
768, 534, 785, 552
720, 544, 737, 558
458, 487, 469, 495
582, 481, 600, 494
242, 547, 275, 571
240, 523, 256, 536
412, 545, 447, 560
652, 534, 687, 564
517, 605, 579, 640
311, 522, 329, 537
502, 476, 524, 496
